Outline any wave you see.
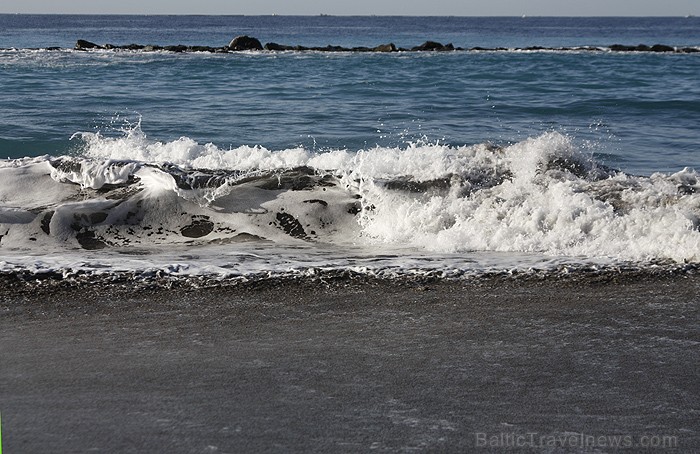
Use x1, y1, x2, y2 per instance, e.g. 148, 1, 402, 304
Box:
1, 128, 699, 265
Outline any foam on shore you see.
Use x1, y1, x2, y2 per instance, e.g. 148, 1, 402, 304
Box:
1, 127, 699, 280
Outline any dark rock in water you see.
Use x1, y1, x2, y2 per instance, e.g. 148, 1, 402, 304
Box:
411, 41, 453, 51
75, 39, 101, 50
650, 44, 675, 52
610, 44, 636, 52
181, 218, 214, 238
412, 41, 441, 51
76, 230, 108, 250
164, 45, 188, 53
69, 38, 691, 56
373, 43, 397, 52
228, 35, 263, 51
319, 45, 348, 52
188, 45, 217, 53
264, 42, 294, 51
276, 212, 307, 239
609, 44, 672, 52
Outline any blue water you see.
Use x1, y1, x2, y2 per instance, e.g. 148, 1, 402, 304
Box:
1, 15, 700, 278
2, 15, 700, 49
1, 15, 699, 175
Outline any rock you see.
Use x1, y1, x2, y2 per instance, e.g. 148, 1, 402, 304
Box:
188, 46, 217, 53
610, 44, 662, 52
319, 45, 348, 52
373, 43, 397, 52
164, 45, 187, 53
265, 42, 293, 51
75, 39, 101, 50
411, 41, 453, 51
610, 44, 635, 52
73, 38, 688, 55
650, 44, 674, 52
412, 41, 443, 51
228, 35, 263, 51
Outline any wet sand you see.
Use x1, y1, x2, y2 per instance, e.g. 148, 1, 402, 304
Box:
1, 274, 698, 452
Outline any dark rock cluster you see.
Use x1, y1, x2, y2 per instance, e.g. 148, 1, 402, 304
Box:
73, 36, 700, 54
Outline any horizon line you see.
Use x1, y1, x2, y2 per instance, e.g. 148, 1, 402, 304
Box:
0, 13, 697, 18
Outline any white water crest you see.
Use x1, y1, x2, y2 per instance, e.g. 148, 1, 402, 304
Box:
1, 128, 700, 277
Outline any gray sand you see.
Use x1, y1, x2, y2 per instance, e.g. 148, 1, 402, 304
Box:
1, 275, 698, 452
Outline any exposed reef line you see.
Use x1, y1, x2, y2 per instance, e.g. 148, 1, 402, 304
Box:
67, 36, 700, 54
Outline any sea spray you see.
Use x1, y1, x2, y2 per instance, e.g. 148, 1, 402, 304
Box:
1, 130, 699, 266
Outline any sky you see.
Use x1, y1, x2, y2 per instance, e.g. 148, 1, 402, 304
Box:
0, 0, 699, 16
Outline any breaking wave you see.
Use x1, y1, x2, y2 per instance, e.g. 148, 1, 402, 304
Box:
1, 127, 699, 270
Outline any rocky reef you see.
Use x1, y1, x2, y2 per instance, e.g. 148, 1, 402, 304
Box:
72, 36, 700, 54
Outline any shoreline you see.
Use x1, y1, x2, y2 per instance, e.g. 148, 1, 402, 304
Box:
2, 262, 700, 295
1, 273, 698, 451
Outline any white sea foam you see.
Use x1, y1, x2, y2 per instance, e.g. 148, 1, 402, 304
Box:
1, 128, 699, 277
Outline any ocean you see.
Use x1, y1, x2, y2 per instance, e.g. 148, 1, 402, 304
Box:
1, 15, 700, 283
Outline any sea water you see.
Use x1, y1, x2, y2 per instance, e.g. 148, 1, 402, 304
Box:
1, 15, 699, 281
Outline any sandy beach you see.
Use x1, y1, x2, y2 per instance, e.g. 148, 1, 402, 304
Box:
1, 273, 698, 452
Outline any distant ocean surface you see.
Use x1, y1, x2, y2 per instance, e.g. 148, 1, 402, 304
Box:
1, 15, 699, 281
